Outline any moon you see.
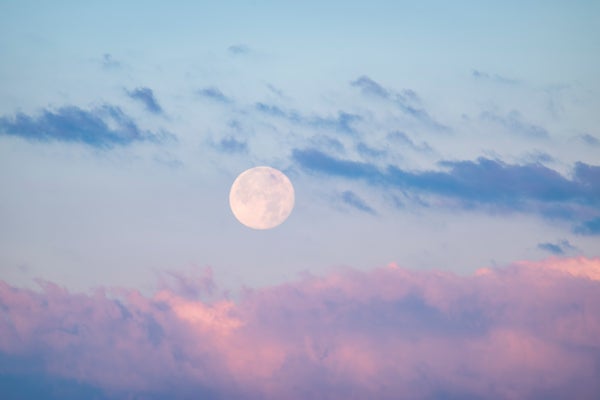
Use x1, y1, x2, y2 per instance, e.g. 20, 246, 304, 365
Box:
229, 166, 295, 230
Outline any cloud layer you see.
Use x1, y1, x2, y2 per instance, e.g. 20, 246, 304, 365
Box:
1, 257, 600, 399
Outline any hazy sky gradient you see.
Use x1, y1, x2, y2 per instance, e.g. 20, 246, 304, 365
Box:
1, 1, 599, 398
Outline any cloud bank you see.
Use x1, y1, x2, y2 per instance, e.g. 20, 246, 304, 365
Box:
1, 257, 600, 399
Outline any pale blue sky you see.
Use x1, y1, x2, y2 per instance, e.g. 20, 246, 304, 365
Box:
1, 1, 599, 292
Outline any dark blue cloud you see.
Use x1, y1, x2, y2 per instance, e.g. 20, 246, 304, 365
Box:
538, 242, 564, 254
351, 75, 447, 131
292, 148, 380, 180
340, 190, 376, 214
197, 87, 232, 104
574, 217, 600, 235
0, 367, 107, 400
255, 102, 361, 134
0, 105, 166, 148
127, 87, 163, 114
481, 110, 549, 139
292, 147, 600, 225
537, 240, 576, 255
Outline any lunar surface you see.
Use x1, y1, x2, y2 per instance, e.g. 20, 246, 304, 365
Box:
229, 166, 295, 230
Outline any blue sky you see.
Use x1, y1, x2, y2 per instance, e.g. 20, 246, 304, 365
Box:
1, 0, 599, 291
2, 2, 600, 398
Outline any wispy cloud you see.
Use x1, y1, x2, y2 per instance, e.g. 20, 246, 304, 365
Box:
574, 217, 600, 235
577, 133, 600, 146
255, 102, 361, 134
292, 148, 600, 227
351, 75, 448, 131
386, 131, 432, 153
100, 53, 121, 70
537, 240, 576, 255
212, 136, 248, 154
1, 257, 599, 399
356, 142, 386, 159
0, 105, 168, 148
481, 110, 549, 139
197, 87, 233, 104
472, 69, 519, 85
340, 190, 376, 214
126, 87, 163, 114
228, 44, 250, 55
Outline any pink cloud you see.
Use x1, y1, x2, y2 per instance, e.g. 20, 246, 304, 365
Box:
1, 257, 600, 399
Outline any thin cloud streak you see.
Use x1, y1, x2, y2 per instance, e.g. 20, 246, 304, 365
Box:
351, 75, 448, 131
1, 257, 599, 399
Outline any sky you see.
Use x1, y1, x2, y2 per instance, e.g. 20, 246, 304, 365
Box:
1, 1, 599, 398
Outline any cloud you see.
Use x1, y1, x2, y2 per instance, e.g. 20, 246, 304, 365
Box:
387, 131, 432, 152
212, 136, 248, 154
574, 217, 600, 236
471, 69, 519, 85
1, 257, 600, 399
356, 142, 386, 159
292, 148, 379, 179
292, 148, 600, 223
351, 75, 448, 131
255, 102, 361, 134
537, 240, 576, 255
126, 87, 163, 114
481, 110, 549, 139
340, 190, 376, 214
228, 44, 250, 55
0, 105, 168, 148
577, 134, 600, 146
100, 53, 121, 70
197, 87, 233, 104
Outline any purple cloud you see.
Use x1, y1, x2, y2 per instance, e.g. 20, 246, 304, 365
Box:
1, 257, 600, 398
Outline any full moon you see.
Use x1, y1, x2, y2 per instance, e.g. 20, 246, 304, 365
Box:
229, 166, 295, 230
